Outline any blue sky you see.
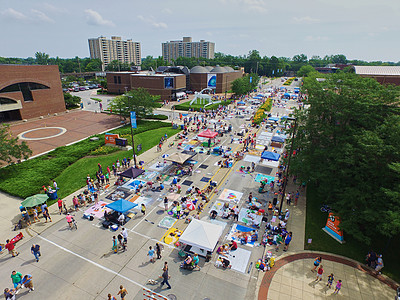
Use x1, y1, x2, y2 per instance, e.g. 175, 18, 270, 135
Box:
1, 0, 399, 61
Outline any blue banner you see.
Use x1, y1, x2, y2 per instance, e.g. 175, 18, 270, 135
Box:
250, 76, 252, 83
130, 111, 137, 129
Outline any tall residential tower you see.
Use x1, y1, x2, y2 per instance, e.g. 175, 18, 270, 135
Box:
88, 36, 141, 70
162, 37, 215, 63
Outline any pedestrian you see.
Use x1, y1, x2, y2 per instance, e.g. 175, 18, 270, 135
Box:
31, 207, 40, 223
121, 227, 128, 251
375, 254, 384, 274
164, 197, 169, 211
10, 271, 22, 294
20, 274, 34, 292
176, 203, 181, 219
141, 203, 146, 215
286, 192, 291, 205
333, 280, 342, 294
117, 285, 128, 300
117, 233, 123, 249
73, 196, 79, 211
148, 246, 155, 262
108, 294, 117, 300
112, 236, 118, 253
57, 198, 63, 215
156, 242, 163, 259
251, 162, 255, 172
283, 232, 292, 251
3, 288, 16, 300
326, 273, 334, 288
312, 256, 322, 272
31, 244, 41, 262
315, 265, 324, 282
43, 206, 52, 222
5, 240, 19, 257
275, 233, 283, 252
160, 262, 171, 289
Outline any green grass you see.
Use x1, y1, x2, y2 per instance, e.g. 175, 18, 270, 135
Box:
305, 183, 400, 283
0, 121, 176, 199
174, 100, 232, 112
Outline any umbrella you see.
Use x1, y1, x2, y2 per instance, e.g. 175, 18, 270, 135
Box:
162, 154, 169, 158
21, 194, 49, 208
186, 201, 195, 211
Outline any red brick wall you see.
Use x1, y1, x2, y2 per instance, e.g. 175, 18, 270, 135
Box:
0, 65, 65, 119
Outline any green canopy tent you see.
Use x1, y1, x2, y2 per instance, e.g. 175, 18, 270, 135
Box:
21, 194, 49, 208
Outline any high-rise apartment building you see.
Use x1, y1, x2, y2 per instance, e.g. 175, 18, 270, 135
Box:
88, 36, 141, 70
162, 37, 215, 63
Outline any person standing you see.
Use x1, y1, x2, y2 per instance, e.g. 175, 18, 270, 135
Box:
274, 233, 283, 252
375, 255, 384, 274
160, 262, 171, 289
3, 288, 16, 300
10, 271, 22, 294
155, 243, 163, 259
315, 265, 324, 282
121, 228, 128, 251
312, 257, 322, 272
57, 198, 63, 215
141, 203, 146, 216
176, 203, 181, 219
326, 273, 335, 288
164, 197, 169, 211
333, 280, 342, 294
31, 207, 40, 223
148, 246, 155, 262
31, 244, 41, 262
43, 207, 52, 222
20, 274, 34, 292
112, 236, 118, 254
5, 240, 19, 257
108, 294, 117, 300
283, 232, 292, 252
117, 285, 128, 300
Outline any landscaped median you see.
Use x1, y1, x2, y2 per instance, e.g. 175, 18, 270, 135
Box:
283, 77, 295, 86
252, 98, 272, 124
174, 99, 232, 112
0, 120, 180, 201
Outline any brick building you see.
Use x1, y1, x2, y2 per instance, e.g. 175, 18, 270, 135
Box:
0, 65, 65, 121
189, 66, 243, 93
353, 66, 400, 86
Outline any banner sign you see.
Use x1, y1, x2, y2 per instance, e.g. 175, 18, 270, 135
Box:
207, 74, 216, 88
323, 212, 344, 243
105, 133, 119, 145
130, 111, 137, 129
137, 144, 142, 152
164, 77, 174, 89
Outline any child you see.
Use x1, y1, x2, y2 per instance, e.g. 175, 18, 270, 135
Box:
141, 204, 146, 216
326, 273, 334, 288
315, 265, 324, 282
148, 246, 155, 262
333, 280, 342, 294
312, 257, 322, 272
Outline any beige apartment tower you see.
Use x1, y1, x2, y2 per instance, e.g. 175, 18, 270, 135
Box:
88, 36, 141, 70
162, 37, 215, 63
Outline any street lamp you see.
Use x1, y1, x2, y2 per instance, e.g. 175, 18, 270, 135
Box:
279, 116, 297, 214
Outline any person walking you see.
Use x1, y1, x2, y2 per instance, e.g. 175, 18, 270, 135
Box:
112, 236, 118, 254
315, 265, 324, 282
155, 242, 163, 259
31, 244, 41, 262
375, 254, 384, 274
326, 273, 335, 288
141, 203, 146, 216
283, 232, 292, 251
108, 294, 117, 300
20, 274, 34, 292
117, 285, 128, 300
148, 246, 155, 262
274, 233, 283, 252
32, 207, 40, 223
43, 206, 52, 222
333, 280, 342, 294
3, 288, 16, 300
160, 262, 171, 289
10, 271, 22, 294
117, 233, 123, 249
121, 228, 128, 251
5, 240, 19, 257
312, 257, 322, 272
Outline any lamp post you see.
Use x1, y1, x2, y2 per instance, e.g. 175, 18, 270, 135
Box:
279, 116, 297, 214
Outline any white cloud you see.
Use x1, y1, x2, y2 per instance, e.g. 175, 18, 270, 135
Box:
220, 0, 267, 13
138, 15, 167, 29
293, 16, 320, 24
84, 9, 115, 27
31, 9, 55, 23
162, 8, 173, 14
2, 8, 29, 21
305, 35, 329, 42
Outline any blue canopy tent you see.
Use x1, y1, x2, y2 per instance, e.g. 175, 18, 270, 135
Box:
261, 151, 281, 161
271, 136, 285, 143
237, 101, 246, 105
253, 96, 263, 100
257, 94, 264, 97
281, 116, 288, 120
268, 117, 279, 122
283, 93, 291, 98
106, 199, 138, 213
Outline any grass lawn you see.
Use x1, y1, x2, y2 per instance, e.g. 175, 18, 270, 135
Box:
174, 99, 232, 112
305, 183, 400, 283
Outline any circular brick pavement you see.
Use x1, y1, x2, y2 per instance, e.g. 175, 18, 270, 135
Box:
258, 252, 398, 300
18, 127, 67, 141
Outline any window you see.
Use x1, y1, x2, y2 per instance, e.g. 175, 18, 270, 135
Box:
114, 76, 118, 84
0, 82, 50, 102
118, 76, 121, 84
0, 97, 18, 105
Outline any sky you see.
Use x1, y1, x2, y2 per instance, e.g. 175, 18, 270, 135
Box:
1, 0, 400, 62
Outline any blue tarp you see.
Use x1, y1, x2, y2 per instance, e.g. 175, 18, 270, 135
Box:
268, 117, 279, 122
237, 101, 246, 105
257, 94, 264, 97
106, 199, 138, 213
284, 93, 290, 97
271, 136, 285, 143
253, 96, 263, 100
261, 151, 281, 161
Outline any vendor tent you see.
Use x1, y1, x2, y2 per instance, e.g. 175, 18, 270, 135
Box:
271, 136, 285, 143
179, 219, 224, 253
105, 199, 137, 213
118, 167, 145, 179
261, 151, 281, 161
165, 152, 193, 164
268, 117, 279, 122
198, 129, 218, 139
237, 101, 246, 105
21, 194, 49, 208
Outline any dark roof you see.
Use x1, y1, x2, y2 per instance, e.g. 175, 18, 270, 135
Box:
118, 167, 145, 179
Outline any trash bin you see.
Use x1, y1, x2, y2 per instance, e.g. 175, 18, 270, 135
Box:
180, 125, 184, 130
47, 191, 58, 200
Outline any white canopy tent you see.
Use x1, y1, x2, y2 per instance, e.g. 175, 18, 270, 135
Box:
179, 219, 224, 253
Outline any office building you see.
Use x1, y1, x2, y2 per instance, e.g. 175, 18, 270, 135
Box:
0, 65, 65, 121
162, 37, 215, 63
353, 66, 400, 86
88, 36, 141, 70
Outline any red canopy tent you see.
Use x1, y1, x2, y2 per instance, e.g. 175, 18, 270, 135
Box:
198, 129, 218, 139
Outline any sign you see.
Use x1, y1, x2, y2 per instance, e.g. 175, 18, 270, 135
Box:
207, 74, 216, 88
130, 111, 137, 129
115, 138, 127, 147
104, 133, 119, 145
164, 77, 174, 89
323, 213, 344, 243
137, 144, 142, 152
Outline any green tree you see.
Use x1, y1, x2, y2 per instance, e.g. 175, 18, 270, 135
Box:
106, 60, 130, 71
64, 93, 81, 109
0, 124, 32, 165
290, 73, 400, 243
35, 52, 49, 65
108, 88, 160, 119
297, 65, 317, 77
85, 59, 102, 71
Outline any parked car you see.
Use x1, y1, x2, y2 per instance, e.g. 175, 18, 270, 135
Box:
79, 86, 86, 91
73, 87, 80, 92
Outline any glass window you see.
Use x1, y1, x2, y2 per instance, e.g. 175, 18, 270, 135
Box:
0, 97, 18, 105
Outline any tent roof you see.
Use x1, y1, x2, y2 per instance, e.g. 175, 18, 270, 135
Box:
271, 136, 285, 143
198, 129, 218, 138
165, 152, 193, 164
179, 219, 224, 252
268, 117, 279, 122
118, 167, 145, 179
261, 151, 281, 161
105, 199, 138, 213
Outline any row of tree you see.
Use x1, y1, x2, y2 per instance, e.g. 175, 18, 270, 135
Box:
289, 73, 400, 244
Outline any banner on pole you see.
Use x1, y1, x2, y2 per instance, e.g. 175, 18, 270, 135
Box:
130, 111, 137, 129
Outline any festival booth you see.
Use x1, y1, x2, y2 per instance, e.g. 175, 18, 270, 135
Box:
261, 151, 281, 161
164, 152, 196, 176
116, 167, 146, 192
198, 129, 218, 147
102, 199, 137, 229
179, 219, 224, 257
270, 135, 285, 148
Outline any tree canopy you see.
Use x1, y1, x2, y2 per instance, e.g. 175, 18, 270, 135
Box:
231, 73, 259, 96
0, 124, 32, 165
108, 88, 160, 119
289, 73, 400, 244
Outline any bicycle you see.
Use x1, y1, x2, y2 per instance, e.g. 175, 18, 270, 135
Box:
320, 204, 331, 213
68, 218, 77, 230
